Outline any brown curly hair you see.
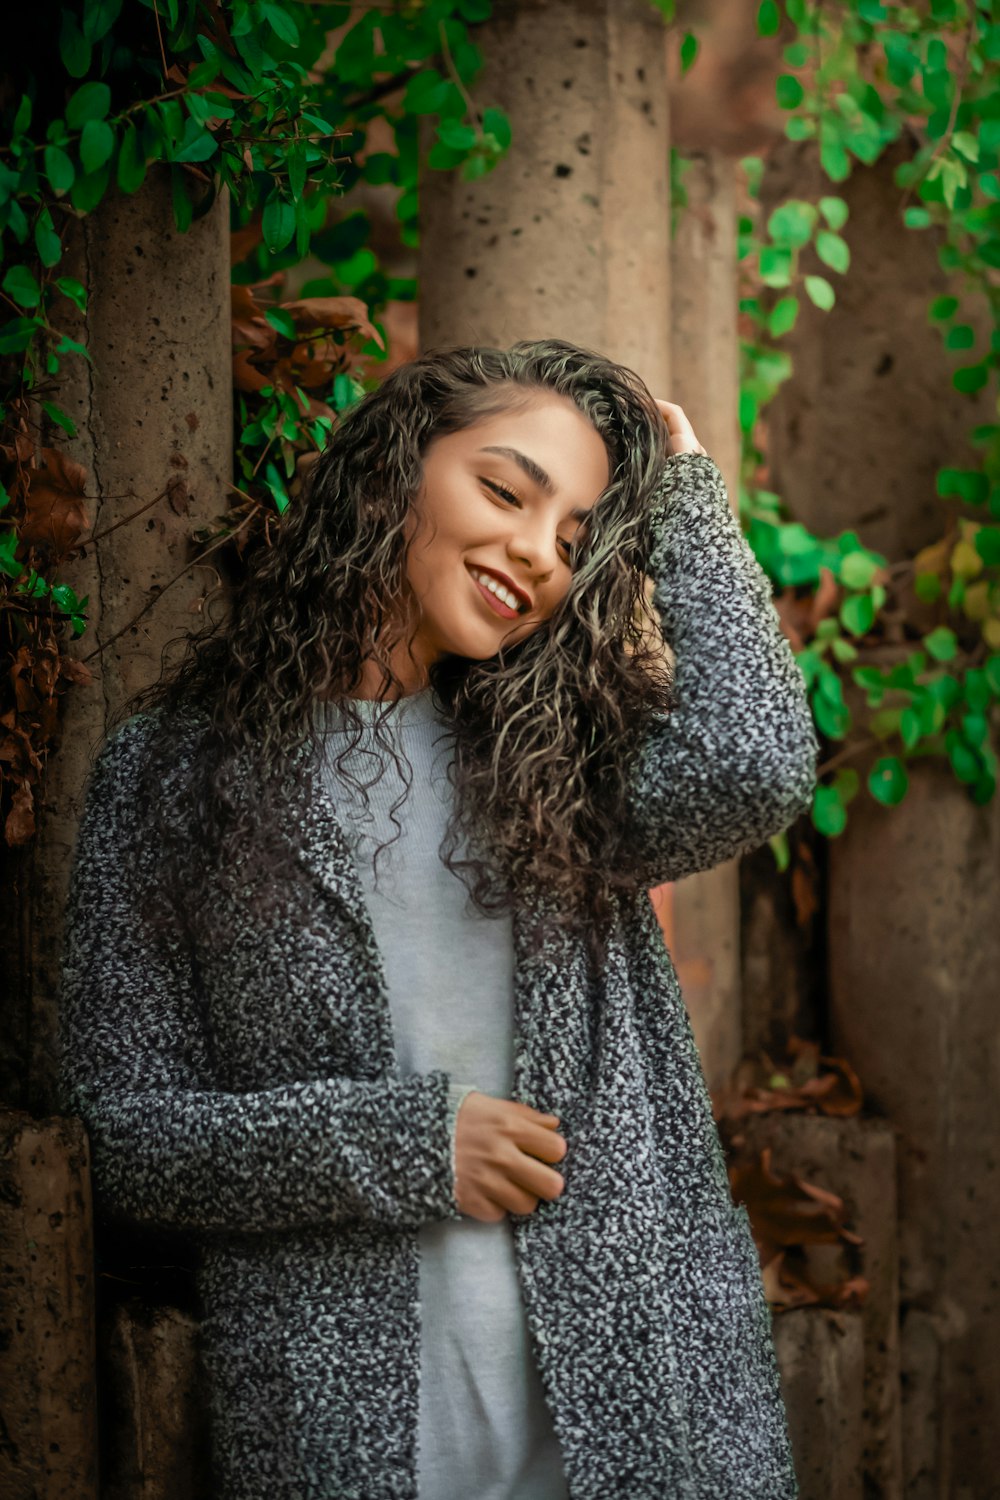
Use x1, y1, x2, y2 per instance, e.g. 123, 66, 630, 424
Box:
117, 338, 674, 958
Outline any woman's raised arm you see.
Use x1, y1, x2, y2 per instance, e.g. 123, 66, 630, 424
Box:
58, 718, 465, 1237
619, 450, 818, 889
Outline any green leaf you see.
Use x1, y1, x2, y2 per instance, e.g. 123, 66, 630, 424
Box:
839, 550, 879, 589
769, 296, 799, 336
261, 1, 299, 45
929, 295, 958, 321
66, 81, 111, 129
117, 124, 147, 193
766, 199, 816, 247
70, 163, 110, 214
0, 317, 41, 355
34, 210, 62, 268
41, 400, 77, 436
262, 196, 296, 253
840, 591, 875, 636
759, 246, 793, 287
171, 168, 194, 233
82, 0, 123, 42
953, 363, 989, 395
2, 265, 41, 309
946, 730, 981, 784
680, 31, 699, 72
757, 0, 780, 34
60, 11, 92, 76
172, 129, 218, 164
55, 276, 86, 311
776, 74, 805, 110
813, 783, 847, 836
924, 626, 957, 662
974, 526, 1000, 567
816, 229, 850, 273
869, 756, 908, 806
804, 274, 835, 310
437, 119, 477, 151
265, 307, 297, 340
818, 195, 848, 229
80, 118, 115, 174
984, 655, 1000, 696
482, 107, 512, 153
944, 323, 975, 351
952, 130, 979, 163
44, 145, 75, 195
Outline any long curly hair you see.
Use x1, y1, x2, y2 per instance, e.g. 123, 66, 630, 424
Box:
117, 338, 674, 959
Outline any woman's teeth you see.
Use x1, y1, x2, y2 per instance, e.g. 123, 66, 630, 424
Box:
470, 567, 525, 613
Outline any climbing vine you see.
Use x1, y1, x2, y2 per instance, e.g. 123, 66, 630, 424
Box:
0, 0, 509, 841
727, 0, 1000, 844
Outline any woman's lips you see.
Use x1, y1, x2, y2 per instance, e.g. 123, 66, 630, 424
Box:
467, 566, 522, 620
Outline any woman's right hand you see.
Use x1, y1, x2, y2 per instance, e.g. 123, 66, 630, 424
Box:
453, 1091, 567, 1222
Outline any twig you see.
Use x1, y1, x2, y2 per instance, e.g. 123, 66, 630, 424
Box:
87, 488, 168, 546
151, 0, 169, 82
80, 504, 262, 663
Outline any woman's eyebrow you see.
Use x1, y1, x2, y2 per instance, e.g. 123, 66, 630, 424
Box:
477, 445, 555, 496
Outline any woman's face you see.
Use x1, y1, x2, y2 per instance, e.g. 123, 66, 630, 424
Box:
402, 392, 611, 667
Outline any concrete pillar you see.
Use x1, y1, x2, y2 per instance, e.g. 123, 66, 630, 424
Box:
419, 0, 670, 378
6, 167, 232, 1116
742, 1112, 903, 1499
762, 138, 994, 560
1, 167, 231, 1497
662, 150, 742, 1091
828, 761, 1000, 1496
101, 1302, 211, 1500
774, 1308, 866, 1500
0, 1113, 97, 1500
419, 2, 747, 1091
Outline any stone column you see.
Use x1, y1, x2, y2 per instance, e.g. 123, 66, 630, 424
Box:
420, 0, 746, 1091
419, 0, 670, 378
828, 765, 1000, 1497
663, 150, 742, 1091
1, 167, 231, 1498
9, 168, 232, 1117
760, 137, 1000, 1495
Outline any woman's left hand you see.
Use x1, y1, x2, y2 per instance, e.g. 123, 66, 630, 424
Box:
654, 398, 708, 457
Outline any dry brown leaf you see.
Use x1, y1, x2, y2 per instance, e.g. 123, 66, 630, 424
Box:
281, 295, 384, 347
20, 449, 90, 554
5, 780, 34, 844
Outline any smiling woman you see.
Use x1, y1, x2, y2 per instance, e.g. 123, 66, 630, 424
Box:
59, 339, 816, 1500
389, 394, 611, 681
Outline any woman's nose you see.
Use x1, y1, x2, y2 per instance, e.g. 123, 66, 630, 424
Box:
506, 520, 558, 579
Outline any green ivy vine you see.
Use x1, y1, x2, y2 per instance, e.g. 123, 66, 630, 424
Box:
729, 0, 1000, 849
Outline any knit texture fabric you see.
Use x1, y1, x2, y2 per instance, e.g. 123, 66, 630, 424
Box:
59, 453, 817, 1498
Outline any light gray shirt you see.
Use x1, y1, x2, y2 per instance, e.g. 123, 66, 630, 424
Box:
314, 688, 569, 1500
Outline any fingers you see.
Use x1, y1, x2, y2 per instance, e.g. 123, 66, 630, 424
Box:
653, 398, 708, 456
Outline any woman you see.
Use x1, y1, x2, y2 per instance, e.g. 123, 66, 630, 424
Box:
59, 339, 817, 1499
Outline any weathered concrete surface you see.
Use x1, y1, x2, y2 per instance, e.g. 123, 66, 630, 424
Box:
0, 1112, 97, 1499
665, 149, 742, 1092
742, 1112, 902, 1500
739, 838, 824, 1061
762, 138, 994, 562
4, 168, 232, 1116
101, 1301, 211, 1500
828, 762, 1000, 1497
419, 0, 671, 388
775, 1307, 866, 1500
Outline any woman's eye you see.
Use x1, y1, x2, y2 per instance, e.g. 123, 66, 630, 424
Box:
482, 478, 520, 507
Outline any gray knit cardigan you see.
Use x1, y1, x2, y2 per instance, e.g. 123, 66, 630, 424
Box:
59, 452, 818, 1500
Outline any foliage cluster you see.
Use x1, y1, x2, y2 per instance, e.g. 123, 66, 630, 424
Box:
0, 0, 509, 840
729, 0, 1000, 844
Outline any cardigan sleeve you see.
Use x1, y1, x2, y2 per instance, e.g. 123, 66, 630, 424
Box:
58, 718, 465, 1237
618, 451, 818, 888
